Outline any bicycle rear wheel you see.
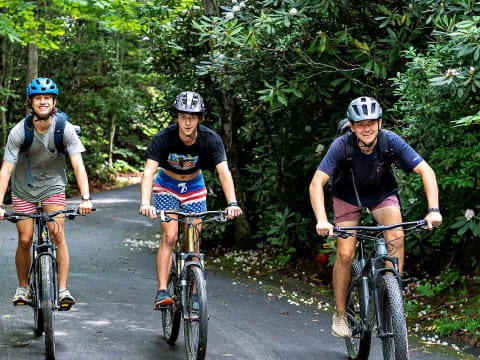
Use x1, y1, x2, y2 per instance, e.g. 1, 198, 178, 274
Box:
379, 274, 408, 360
345, 260, 371, 360
184, 265, 208, 360
40, 255, 56, 360
162, 254, 181, 345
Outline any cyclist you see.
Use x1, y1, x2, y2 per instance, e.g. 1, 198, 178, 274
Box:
0, 77, 93, 308
309, 96, 442, 338
139, 91, 242, 309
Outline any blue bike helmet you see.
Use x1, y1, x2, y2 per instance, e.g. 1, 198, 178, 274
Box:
173, 91, 206, 115
26, 77, 59, 98
346, 96, 382, 122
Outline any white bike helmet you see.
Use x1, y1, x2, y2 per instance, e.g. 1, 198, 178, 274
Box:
346, 96, 382, 122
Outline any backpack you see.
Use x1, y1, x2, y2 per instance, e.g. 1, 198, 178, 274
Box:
20, 110, 80, 187
333, 120, 398, 207
20, 110, 80, 156
340, 129, 396, 173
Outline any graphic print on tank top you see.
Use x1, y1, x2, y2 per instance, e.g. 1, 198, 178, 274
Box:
167, 153, 199, 171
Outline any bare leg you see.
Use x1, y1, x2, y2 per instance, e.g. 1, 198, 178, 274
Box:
157, 221, 178, 290
44, 204, 69, 288
15, 219, 34, 287
333, 220, 358, 313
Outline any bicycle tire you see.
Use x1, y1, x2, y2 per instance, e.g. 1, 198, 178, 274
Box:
40, 255, 56, 360
379, 274, 409, 360
345, 260, 371, 360
162, 254, 181, 345
184, 265, 208, 360
33, 281, 44, 337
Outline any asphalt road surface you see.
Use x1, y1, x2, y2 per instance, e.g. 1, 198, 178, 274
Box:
0, 185, 464, 359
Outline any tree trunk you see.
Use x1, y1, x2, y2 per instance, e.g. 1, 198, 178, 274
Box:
109, 113, 116, 168
202, 0, 251, 247
27, 43, 38, 82
0, 35, 7, 146
220, 90, 252, 248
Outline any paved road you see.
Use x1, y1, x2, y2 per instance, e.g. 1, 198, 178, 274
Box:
0, 185, 465, 359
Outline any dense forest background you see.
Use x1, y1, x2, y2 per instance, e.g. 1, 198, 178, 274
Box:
1, 1, 480, 277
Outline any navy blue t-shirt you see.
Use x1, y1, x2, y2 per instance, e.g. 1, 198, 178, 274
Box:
146, 124, 227, 175
317, 130, 424, 206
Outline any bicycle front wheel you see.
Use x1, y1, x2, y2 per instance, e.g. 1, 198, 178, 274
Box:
33, 281, 44, 337
184, 265, 208, 360
40, 255, 56, 360
162, 254, 181, 345
345, 260, 371, 360
379, 274, 408, 360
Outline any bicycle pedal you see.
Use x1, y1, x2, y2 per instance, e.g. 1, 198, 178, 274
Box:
59, 303, 72, 311
13, 301, 28, 306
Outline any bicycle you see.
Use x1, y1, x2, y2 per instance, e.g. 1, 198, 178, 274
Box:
155, 209, 228, 360
4, 205, 95, 360
332, 219, 428, 360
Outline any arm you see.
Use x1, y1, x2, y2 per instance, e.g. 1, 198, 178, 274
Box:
216, 161, 242, 219
0, 161, 15, 219
309, 169, 333, 236
412, 160, 442, 229
69, 153, 92, 214
139, 159, 159, 219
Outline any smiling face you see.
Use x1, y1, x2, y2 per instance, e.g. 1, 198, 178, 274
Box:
350, 118, 382, 147
176, 112, 201, 144
31, 94, 56, 119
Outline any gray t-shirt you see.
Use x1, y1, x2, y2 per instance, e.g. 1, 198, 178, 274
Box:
3, 115, 86, 202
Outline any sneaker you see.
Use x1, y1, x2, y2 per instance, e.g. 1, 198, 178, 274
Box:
12, 286, 32, 306
154, 289, 173, 309
192, 294, 200, 312
332, 312, 351, 338
59, 288, 76, 310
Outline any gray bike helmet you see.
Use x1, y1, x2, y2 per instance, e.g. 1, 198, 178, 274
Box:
346, 96, 382, 122
173, 91, 206, 115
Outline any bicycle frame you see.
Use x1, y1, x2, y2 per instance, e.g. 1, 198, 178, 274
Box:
158, 210, 227, 360
337, 219, 427, 360
352, 236, 402, 338
178, 221, 205, 319
31, 205, 59, 311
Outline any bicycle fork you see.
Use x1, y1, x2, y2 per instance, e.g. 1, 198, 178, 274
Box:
179, 255, 205, 320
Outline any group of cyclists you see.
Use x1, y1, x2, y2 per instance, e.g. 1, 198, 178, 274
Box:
0, 77, 442, 344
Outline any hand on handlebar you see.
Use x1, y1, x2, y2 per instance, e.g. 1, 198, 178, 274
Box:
225, 204, 242, 220
139, 204, 157, 220
315, 220, 334, 237
424, 211, 442, 230
78, 200, 93, 215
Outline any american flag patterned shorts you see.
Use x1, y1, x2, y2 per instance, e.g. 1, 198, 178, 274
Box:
152, 169, 207, 213
12, 192, 66, 214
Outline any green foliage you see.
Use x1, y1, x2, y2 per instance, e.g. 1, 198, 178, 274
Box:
450, 206, 480, 237
434, 314, 480, 337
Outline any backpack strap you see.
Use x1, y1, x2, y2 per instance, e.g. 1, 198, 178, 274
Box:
20, 113, 35, 153
376, 129, 396, 168
54, 112, 68, 155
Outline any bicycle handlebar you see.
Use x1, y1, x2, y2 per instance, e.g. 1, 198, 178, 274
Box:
333, 220, 427, 233
4, 207, 96, 223
157, 210, 228, 223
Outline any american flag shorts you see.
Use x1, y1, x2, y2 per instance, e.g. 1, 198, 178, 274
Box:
12, 192, 66, 214
152, 169, 207, 213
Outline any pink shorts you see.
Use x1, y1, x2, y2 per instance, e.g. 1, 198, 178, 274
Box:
12, 193, 66, 214
333, 195, 400, 223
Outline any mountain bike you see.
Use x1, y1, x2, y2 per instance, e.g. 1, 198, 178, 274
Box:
156, 210, 228, 360
333, 220, 428, 360
4, 205, 95, 360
